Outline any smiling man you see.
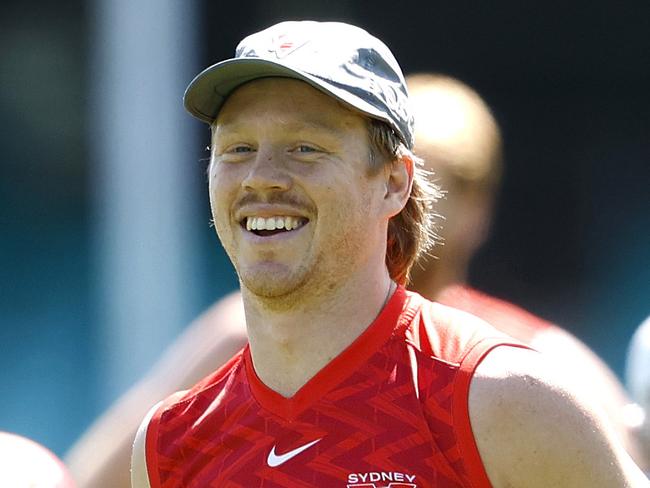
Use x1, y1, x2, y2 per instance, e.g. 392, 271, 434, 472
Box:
131, 21, 648, 488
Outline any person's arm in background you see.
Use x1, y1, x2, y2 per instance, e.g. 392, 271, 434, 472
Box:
65, 291, 246, 488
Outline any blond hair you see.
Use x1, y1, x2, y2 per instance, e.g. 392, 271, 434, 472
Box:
367, 119, 441, 285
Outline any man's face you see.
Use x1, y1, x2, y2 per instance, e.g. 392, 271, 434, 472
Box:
209, 78, 389, 300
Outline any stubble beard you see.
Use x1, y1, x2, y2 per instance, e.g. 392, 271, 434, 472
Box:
225, 195, 378, 313
216, 220, 321, 311
237, 254, 324, 313
240, 235, 370, 314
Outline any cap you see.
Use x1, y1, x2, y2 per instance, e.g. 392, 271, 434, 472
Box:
183, 21, 414, 149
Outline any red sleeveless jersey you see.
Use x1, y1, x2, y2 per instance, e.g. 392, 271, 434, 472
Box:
142, 288, 525, 487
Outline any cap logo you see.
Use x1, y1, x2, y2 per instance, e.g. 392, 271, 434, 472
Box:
271, 33, 308, 59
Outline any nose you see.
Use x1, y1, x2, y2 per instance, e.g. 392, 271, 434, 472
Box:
242, 148, 292, 193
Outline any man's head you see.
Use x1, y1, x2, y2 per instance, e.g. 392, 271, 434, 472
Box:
184, 21, 439, 296
406, 74, 503, 293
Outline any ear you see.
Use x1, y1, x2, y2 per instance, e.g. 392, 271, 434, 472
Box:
382, 153, 414, 218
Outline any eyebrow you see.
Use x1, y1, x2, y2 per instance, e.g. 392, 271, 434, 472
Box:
214, 118, 349, 137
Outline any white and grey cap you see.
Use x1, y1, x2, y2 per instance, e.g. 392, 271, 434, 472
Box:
183, 20, 415, 149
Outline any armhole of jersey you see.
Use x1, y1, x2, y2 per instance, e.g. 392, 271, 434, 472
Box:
452, 338, 529, 488
131, 400, 162, 488
131, 390, 187, 488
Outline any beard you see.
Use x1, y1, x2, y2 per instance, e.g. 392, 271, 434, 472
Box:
240, 261, 310, 298
236, 233, 372, 315
236, 257, 320, 313
221, 192, 379, 311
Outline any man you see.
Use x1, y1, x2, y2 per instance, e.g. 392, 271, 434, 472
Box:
406, 73, 644, 467
65, 74, 646, 484
131, 20, 647, 487
67, 64, 643, 488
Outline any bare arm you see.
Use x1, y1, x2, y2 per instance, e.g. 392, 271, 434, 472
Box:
469, 346, 649, 487
65, 291, 247, 488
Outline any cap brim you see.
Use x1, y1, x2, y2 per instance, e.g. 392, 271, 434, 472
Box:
183, 57, 393, 129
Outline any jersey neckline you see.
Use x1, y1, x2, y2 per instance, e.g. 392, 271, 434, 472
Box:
243, 285, 421, 420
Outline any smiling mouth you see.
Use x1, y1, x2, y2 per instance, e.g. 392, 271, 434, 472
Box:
241, 216, 309, 237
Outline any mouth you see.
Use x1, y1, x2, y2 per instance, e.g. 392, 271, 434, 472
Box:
240, 215, 309, 237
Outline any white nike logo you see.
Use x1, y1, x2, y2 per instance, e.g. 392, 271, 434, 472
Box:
266, 438, 322, 467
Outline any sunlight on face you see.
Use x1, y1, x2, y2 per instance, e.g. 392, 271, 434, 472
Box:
208, 78, 388, 302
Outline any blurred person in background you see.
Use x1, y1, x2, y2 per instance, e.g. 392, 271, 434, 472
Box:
627, 315, 650, 472
66, 73, 646, 486
0, 431, 76, 487
65, 293, 247, 488
406, 73, 645, 469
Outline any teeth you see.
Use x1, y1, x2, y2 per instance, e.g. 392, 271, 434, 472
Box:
245, 216, 305, 232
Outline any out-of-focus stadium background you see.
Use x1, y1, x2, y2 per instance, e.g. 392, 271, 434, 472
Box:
1, 0, 648, 456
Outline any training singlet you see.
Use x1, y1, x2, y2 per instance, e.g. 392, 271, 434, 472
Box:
134, 287, 526, 488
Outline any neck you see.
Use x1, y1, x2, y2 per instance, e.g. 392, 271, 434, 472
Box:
243, 264, 395, 398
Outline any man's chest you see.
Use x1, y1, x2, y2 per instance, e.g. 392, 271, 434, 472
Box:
166, 404, 430, 487
157, 378, 466, 488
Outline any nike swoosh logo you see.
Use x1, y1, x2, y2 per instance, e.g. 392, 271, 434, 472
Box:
267, 438, 322, 467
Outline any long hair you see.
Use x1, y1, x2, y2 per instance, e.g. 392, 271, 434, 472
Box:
367, 119, 441, 285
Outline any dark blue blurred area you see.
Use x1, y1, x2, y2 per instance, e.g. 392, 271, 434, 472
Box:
1, 0, 648, 456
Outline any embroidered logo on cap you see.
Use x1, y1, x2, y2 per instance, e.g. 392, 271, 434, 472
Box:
271, 33, 309, 58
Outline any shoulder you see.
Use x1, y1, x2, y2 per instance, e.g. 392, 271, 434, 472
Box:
469, 346, 648, 487
131, 351, 248, 488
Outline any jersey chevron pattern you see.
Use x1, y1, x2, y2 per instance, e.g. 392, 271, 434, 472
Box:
142, 288, 526, 487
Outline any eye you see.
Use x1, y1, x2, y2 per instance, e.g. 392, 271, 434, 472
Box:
214, 143, 256, 163
290, 143, 326, 156
221, 144, 255, 157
